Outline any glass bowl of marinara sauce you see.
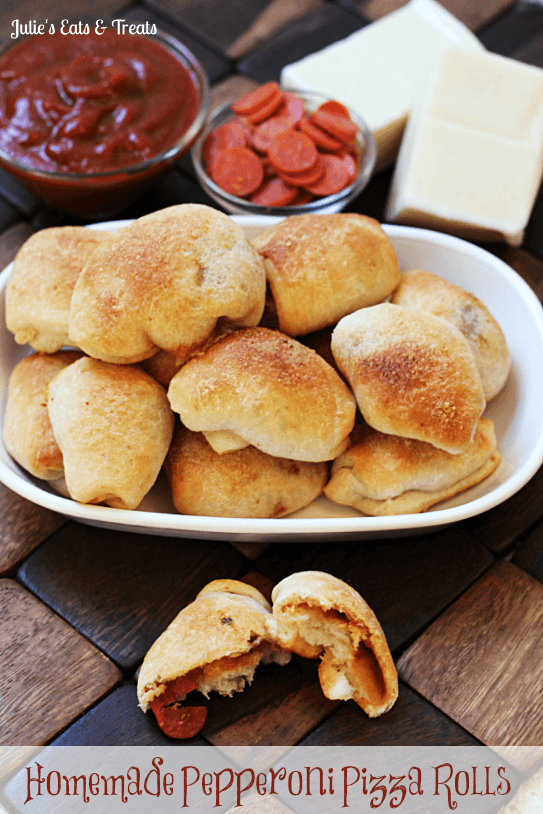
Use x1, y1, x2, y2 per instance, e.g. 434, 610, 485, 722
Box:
0, 28, 209, 217
191, 85, 376, 216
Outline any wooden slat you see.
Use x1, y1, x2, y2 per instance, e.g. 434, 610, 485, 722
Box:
18, 522, 243, 670
144, 0, 325, 59
300, 683, 481, 745
397, 562, 543, 769
458, 462, 543, 556
0, 579, 122, 745
237, 4, 366, 83
0, 484, 66, 577
513, 521, 543, 585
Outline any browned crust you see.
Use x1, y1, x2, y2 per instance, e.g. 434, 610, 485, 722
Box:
252, 213, 401, 336
68, 204, 266, 364
331, 303, 485, 453
137, 580, 274, 710
6, 227, 107, 353
165, 426, 328, 518
325, 418, 500, 515
392, 269, 510, 400
167, 327, 356, 462
3, 351, 84, 479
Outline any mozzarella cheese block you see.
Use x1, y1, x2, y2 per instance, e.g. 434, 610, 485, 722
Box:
281, 0, 483, 169
385, 47, 543, 245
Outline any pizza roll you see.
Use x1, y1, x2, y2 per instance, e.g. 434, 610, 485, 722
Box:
325, 418, 500, 515
68, 204, 266, 365
6, 226, 106, 353
47, 357, 174, 509
270, 571, 398, 718
331, 303, 485, 454
252, 213, 401, 336
167, 327, 357, 462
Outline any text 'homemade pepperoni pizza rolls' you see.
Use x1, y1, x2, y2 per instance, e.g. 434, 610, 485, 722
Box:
270, 572, 398, 718
6, 226, 107, 353
325, 418, 501, 515
68, 204, 266, 365
391, 269, 510, 401
251, 213, 401, 337
167, 327, 357, 462
137, 580, 291, 739
166, 427, 328, 518
331, 303, 485, 454
47, 357, 174, 510
3, 351, 84, 480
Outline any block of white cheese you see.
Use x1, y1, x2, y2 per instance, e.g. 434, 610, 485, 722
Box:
281, 0, 483, 170
385, 47, 543, 246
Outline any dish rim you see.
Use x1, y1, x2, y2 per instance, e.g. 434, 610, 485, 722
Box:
1, 216, 542, 539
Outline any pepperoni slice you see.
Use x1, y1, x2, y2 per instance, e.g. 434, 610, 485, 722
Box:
317, 100, 351, 120
278, 153, 325, 186
338, 150, 357, 183
304, 154, 351, 196
250, 177, 298, 206
289, 189, 314, 206
244, 88, 284, 124
310, 109, 358, 144
298, 116, 343, 152
210, 146, 264, 196
251, 116, 294, 153
151, 674, 207, 740
231, 81, 281, 116
268, 130, 318, 174
153, 704, 208, 740
203, 120, 248, 166
282, 91, 305, 124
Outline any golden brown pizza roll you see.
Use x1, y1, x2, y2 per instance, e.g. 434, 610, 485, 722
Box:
251, 213, 401, 336
391, 269, 510, 400
3, 351, 83, 479
47, 357, 174, 509
325, 418, 500, 515
68, 204, 266, 365
166, 427, 328, 518
270, 571, 398, 718
6, 226, 106, 353
331, 303, 485, 454
137, 579, 291, 738
167, 327, 357, 462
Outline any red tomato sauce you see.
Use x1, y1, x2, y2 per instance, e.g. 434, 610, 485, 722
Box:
0, 30, 199, 173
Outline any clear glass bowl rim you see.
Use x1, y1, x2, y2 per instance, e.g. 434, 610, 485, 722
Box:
191, 89, 377, 216
0, 28, 210, 180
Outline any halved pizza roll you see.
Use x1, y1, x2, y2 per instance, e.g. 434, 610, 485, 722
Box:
270, 571, 398, 718
325, 418, 500, 515
137, 580, 291, 739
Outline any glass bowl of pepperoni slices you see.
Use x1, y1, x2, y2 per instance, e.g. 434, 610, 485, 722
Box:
191, 84, 376, 216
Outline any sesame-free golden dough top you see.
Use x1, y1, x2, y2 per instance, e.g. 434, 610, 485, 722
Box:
137, 581, 273, 710
6, 226, 107, 353
3, 350, 83, 480
165, 426, 328, 518
68, 204, 266, 364
391, 269, 510, 401
327, 417, 497, 501
251, 213, 401, 337
331, 303, 486, 454
47, 357, 174, 510
167, 327, 357, 462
